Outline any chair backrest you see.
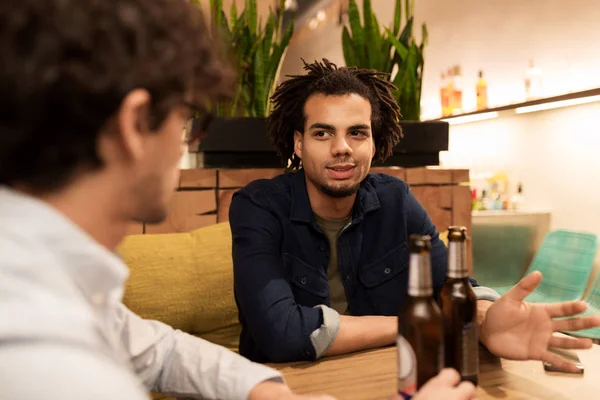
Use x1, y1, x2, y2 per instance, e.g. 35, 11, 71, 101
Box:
472, 224, 534, 287
583, 269, 600, 312
525, 230, 598, 302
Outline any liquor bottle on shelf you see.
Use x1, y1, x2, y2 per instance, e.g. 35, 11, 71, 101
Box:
452, 65, 463, 115
441, 72, 451, 117
510, 183, 525, 211
476, 70, 488, 111
525, 60, 543, 100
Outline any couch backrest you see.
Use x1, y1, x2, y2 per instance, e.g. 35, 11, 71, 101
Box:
118, 222, 240, 351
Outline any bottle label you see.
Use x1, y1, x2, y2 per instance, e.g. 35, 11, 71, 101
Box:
461, 322, 479, 377
397, 336, 417, 399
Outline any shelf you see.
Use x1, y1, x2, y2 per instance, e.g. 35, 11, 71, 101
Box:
429, 88, 600, 125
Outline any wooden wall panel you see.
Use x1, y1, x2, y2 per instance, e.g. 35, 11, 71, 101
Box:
405, 167, 453, 185
217, 189, 237, 223
144, 190, 216, 234
127, 222, 144, 235
370, 167, 405, 180
218, 168, 284, 188
179, 169, 217, 188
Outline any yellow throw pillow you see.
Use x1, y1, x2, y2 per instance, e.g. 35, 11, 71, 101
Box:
118, 222, 240, 351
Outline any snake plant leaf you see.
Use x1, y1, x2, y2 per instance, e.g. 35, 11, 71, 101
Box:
385, 27, 408, 61
393, 0, 402, 36
347, 0, 365, 66
245, 0, 257, 36
253, 50, 266, 117
398, 16, 413, 46
363, 0, 379, 67
342, 26, 358, 67
263, 12, 276, 59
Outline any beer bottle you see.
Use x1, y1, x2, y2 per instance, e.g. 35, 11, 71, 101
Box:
440, 226, 479, 385
397, 234, 444, 399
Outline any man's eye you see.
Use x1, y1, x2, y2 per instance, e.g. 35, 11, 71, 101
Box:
315, 131, 327, 137
350, 131, 365, 136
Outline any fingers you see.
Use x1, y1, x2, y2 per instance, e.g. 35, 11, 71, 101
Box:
432, 368, 461, 386
503, 271, 543, 302
549, 335, 593, 350
545, 301, 588, 318
541, 351, 582, 374
552, 315, 600, 332
454, 381, 476, 400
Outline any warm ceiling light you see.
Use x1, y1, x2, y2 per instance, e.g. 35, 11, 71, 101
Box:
317, 10, 326, 21
515, 95, 600, 114
441, 112, 499, 125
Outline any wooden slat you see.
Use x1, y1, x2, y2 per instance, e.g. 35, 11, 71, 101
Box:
179, 169, 217, 188
144, 190, 217, 234
217, 189, 238, 223
405, 167, 453, 185
452, 169, 470, 184
218, 168, 284, 188
439, 185, 452, 209
370, 167, 405, 181
411, 186, 452, 232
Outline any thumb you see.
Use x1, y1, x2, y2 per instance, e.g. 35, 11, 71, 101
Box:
504, 271, 542, 302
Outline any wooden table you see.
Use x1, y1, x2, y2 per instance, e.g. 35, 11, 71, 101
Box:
272, 344, 600, 399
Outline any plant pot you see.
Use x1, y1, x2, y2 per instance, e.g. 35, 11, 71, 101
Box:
196, 117, 448, 169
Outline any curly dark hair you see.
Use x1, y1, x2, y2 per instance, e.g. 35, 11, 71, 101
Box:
267, 58, 402, 170
0, 0, 234, 192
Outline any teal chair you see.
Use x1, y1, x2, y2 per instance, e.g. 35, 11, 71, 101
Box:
472, 224, 534, 295
563, 272, 600, 340
511, 230, 598, 303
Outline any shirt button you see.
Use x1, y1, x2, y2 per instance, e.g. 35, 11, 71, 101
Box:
319, 243, 326, 251
384, 268, 392, 275
300, 276, 307, 285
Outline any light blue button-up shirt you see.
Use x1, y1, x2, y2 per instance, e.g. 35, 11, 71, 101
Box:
0, 187, 282, 399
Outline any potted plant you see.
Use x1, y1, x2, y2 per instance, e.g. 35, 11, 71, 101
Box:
342, 0, 448, 167
190, 0, 294, 168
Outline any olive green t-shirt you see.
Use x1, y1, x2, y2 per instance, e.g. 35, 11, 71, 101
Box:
314, 213, 351, 315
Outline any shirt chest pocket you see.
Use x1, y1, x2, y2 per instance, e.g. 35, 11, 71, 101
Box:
284, 253, 329, 307
358, 243, 409, 314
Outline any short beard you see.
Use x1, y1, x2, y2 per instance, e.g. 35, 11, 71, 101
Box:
320, 182, 360, 198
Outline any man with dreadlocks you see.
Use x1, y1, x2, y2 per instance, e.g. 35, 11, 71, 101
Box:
229, 59, 600, 379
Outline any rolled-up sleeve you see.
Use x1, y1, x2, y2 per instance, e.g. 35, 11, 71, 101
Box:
229, 192, 325, 362
115, 304, 283, 400
309, 305, 341, 358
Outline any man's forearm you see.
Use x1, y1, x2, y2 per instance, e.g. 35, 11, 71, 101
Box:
323, 315, 397, 357
476, 300, 493, 347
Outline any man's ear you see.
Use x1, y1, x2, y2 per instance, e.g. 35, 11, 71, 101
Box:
116, 89, 152, 161
294, 130, 303, 160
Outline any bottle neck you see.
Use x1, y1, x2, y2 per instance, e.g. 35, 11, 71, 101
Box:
408, 253, 433, 297
447, 241, 468, 279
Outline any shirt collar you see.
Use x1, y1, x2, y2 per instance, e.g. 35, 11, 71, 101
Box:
0, 186, 129, 303
289, 169, 381, 224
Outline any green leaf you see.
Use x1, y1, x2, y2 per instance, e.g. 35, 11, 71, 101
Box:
253, 50, 266, 117
393, 0, 402, 36
230, 1, 238, 30
398, 16, 414, 46
210, 0, 223, 34
263, 12, 276, 58
385, 27, 408, 61
363, 0, 381, 68
342, 26, 358, 67
367, 9, 383, 70
347, 0, 364, 66
421, 23, 429, 48
245, 0, 257, 35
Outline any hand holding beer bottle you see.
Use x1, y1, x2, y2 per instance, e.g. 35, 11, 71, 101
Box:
392, 369, 475, 400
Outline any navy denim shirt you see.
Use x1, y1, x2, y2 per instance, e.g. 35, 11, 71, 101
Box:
229, 170, 478, 363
